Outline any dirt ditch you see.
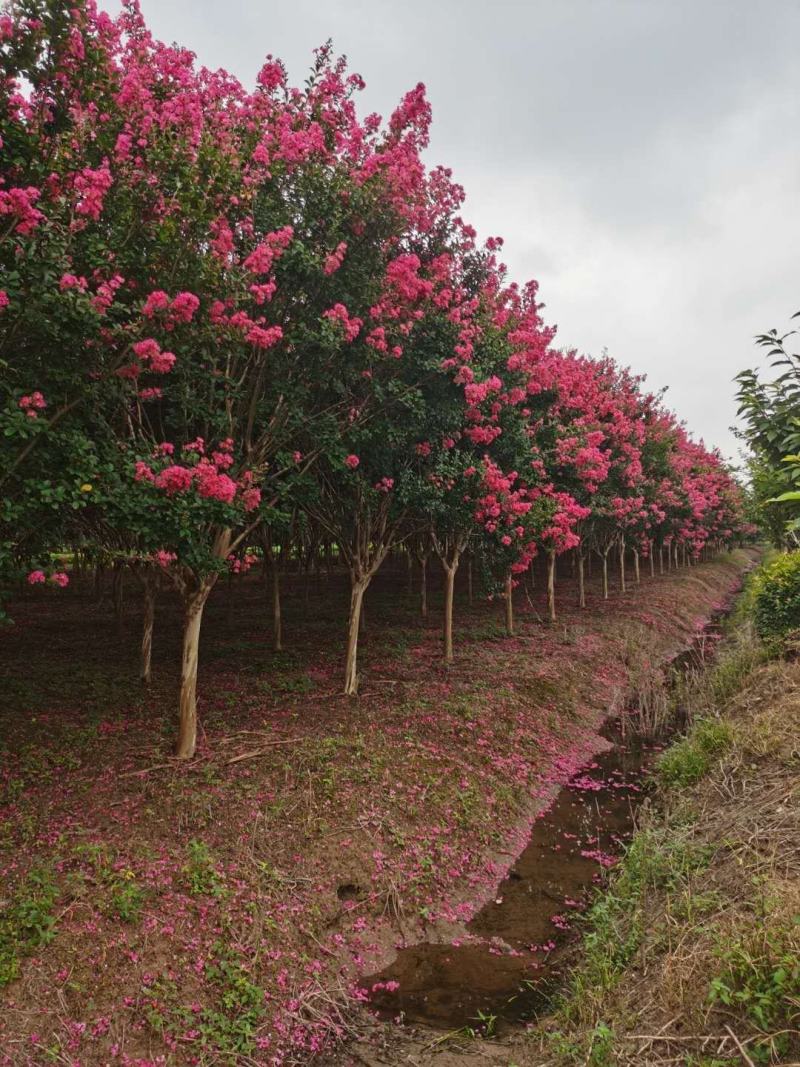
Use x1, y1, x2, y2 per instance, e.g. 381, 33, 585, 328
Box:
364, 620, 726, 1038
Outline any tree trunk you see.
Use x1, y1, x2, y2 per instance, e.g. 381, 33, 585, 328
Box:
633, 549, 640, 584
577, 551, 586, 608
504, 573, 514, 637
344, 576, 368, 695
271, 556, 282, 652
420, 555, 428, 619
602, 550, 609, 600
649, 541, 655, 578
619, 540, 626, 593
659, 544, 664, 574
547, 550, 557, 622
226, 571, 234, 627
444, 563, 457, 664
304, 562, 312, 608
176, 583, 214, 759
112, 562, 125, 635
140, 576, 156, 686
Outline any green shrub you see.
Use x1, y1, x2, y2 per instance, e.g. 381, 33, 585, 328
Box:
752, 552, 800, 639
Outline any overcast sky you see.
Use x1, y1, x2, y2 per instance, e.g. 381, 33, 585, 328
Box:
102, 0, 800, 463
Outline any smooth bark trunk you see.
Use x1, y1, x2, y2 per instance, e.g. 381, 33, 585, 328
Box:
176, 584, 213, 759
140, 577, 156, 685
547, 550, 557, 622
633, 549, 640, 584
344, 578, 368, 695
504, 573, 514, 637
113, 562, 125, 635
420, 556, 428, 619
602, 551, 609, 599
577, 551, 586, 608
443, 563, 457, 664
271, 557, 282, 652
619, 541, 626, 593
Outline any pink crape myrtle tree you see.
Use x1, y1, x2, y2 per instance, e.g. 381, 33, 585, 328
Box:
1, 0, 749, 771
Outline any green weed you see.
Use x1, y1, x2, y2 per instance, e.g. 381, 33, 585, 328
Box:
0, 867, 59, 986
656, 719, 733, 788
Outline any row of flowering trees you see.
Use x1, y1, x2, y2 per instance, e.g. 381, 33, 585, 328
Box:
0, 0, 746, 757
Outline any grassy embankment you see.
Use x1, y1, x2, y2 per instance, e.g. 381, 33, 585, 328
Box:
520, 564, 800, 1067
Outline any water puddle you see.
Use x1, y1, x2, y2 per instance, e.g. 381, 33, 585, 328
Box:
366, 622, 724, 1034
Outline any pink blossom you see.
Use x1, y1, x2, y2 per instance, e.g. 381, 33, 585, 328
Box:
246, 323, 283, 349
18, 391, 46, 418
132, 338, 161, 361
154, 465, 194, 495
249, 281, 276, 305
0, 185, 44, 234
149, 349, 176, 373
345, 454, 360, 469
323, 303, 362, 342
27, 570, 46, 585
142, 290, 170, 317
74, 161, 113, 220
195, 463, 237, 503
134, 461, 155, 483
170, 291, 200, 323
323, 241, 347, 275
240, 486, 261, 511
59, 273, 87, 292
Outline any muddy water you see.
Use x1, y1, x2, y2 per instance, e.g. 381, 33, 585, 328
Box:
367, 626, 722, 1033
367, 733, 654, 1032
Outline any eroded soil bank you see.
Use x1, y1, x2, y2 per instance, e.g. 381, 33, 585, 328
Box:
0, 550, 756, 1064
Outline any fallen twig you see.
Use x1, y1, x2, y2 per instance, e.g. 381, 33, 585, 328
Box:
724, 1025, 756, 1067
226, 737, 302, 764
119, 759, 203, 777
